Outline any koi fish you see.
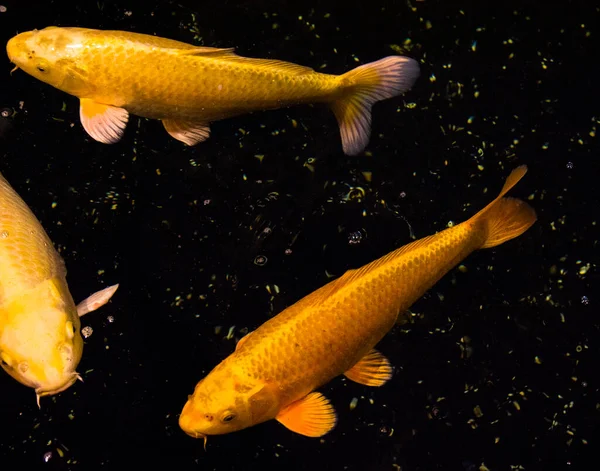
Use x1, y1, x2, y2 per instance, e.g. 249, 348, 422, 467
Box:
5, 27, 419, 155
0, 171, 118, 406
179, 166, 536, 446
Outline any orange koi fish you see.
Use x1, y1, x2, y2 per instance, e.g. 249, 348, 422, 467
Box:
179, 166, 537, 446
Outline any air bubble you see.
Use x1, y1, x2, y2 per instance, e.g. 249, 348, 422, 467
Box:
254, 255, 268, 266
348, 231, 363, 245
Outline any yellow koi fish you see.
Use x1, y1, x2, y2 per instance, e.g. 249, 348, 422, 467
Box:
6, 27, 419, 155
0, 171, 118, 406
179, 166, 536, 446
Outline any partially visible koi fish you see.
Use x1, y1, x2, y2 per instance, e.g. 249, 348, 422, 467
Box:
0, 171, 118, 406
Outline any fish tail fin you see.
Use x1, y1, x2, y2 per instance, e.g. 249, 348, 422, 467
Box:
330, 56, 420, 156
470, 165, 537, 249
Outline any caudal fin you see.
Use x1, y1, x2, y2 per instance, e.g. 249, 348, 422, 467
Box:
331, 56, 420, 156
470, 165, 537, 249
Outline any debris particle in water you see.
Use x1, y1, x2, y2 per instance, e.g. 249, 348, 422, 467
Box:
81, 326, 93, 338
225, 326, 235, 340
254, 255, 268, 266
348, 231, 363, 245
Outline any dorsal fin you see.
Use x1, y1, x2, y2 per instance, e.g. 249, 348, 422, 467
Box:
307, 232, 442, 303
176, 46, 237, 56
298, 166, 532, 307
291, 235, 437, 309
177, 47, 315, 76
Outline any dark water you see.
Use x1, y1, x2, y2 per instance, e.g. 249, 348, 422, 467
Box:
0, 0, 598, 469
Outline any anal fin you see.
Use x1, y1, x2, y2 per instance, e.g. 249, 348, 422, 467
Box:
79, 98, 129, 144
344, 349, 393, 387
276, 392, 337, 437
163, 119, 211, 146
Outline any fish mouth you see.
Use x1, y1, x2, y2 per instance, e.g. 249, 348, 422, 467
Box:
34, 373, 79, 404
6, 38, 16, 64
6, 32, 33, 68
6, 35, 22, 61
183, 429, 205, 439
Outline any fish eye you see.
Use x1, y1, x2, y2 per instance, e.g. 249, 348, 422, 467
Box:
35, 59, 50, 73
0, 351, 13, 368
221, 412, 236, 423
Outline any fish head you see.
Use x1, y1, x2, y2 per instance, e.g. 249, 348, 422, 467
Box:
6, 27, 95, 96
179, 363, 279, 441
0, 278, 84, 403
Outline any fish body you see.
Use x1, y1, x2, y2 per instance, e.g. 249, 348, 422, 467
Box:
179, 166, 537, 443
0, 171, 118, 404
6, 27, 420, 155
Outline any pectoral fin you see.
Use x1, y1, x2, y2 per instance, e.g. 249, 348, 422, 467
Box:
79, 99, 129, 144
163, 119, 210, 146
344, 349, 393, 387
275, 392, 337, 437
76, 284, 119, 317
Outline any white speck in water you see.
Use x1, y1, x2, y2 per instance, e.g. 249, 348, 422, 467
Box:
107, 315, 115, 323
43, 451, 52, 462
0, 6, 7, 13
0, 230, 9, 239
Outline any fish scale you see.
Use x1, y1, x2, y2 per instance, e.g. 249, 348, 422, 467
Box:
0, 174, 65, 302
234, 216, 484, 403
